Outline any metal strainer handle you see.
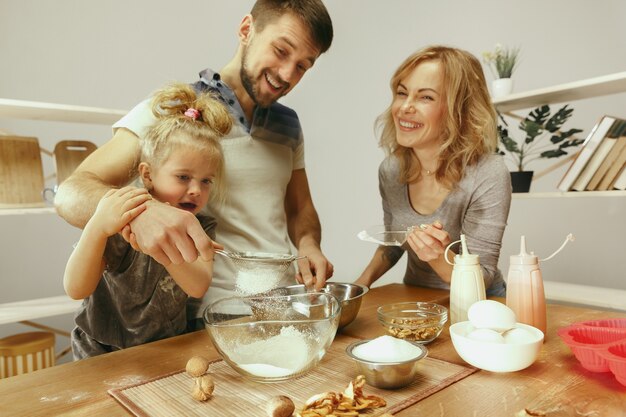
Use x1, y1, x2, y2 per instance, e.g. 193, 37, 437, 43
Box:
214, 249, 307, 271
215, 249, 305, 261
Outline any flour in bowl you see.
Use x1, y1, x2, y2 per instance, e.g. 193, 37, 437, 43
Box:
231, 326, 311, 377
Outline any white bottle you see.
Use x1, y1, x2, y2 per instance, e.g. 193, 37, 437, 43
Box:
505, 236, 546, 335
446, 234, 486, 324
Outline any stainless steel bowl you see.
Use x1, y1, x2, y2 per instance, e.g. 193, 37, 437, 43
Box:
345, 339, 428, 389
267, 282, 369, 329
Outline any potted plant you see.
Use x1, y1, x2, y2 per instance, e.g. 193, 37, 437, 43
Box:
482, 44, 520, 97
497, 104, 584, 192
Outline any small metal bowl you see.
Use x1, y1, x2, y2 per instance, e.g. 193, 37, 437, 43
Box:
345, 339, 428, 389
324, 283, 369, 328
267, 282, 369, 329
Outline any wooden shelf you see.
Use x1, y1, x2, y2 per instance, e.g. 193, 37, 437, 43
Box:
0, 207, 56, 216
512, 190, 626, 199
0, 98, 127, 125
493, 71, 626, 112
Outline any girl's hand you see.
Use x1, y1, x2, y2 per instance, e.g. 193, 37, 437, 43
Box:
406, 221, 451, 262
91, 187, 152, 237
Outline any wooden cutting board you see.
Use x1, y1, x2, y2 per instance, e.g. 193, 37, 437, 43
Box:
53, 140, 97, 184
0, 135, 46, 207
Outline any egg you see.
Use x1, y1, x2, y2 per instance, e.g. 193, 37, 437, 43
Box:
503, 327, 535, 344
467, 328, 505, 343
468, 300, 516, 332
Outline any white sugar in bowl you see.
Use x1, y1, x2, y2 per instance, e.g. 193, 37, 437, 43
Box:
345, 336, 428, 389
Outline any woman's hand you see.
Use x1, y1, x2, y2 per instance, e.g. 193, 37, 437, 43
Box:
406, 221, 451, 262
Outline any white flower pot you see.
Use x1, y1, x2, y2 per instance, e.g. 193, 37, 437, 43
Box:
492, 78, 514, 98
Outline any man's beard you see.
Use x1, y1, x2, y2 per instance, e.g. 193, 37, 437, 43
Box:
240, 46, 284, 109
240, 64, 265, 108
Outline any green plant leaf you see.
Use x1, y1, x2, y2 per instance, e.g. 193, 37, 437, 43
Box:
558, 138, 585, 149
521, 120, 542, 144
497, 104, 583, 171
526, 105, 551, 124
545, 105, 574, 132
540, 149, 568, 158
501, 135, 520, 153
550, 128, 584, 144
498, 125, 521, 154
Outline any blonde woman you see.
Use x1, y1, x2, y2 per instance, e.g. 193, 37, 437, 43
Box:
64, 83, 232, 359
356, 46, 511, 296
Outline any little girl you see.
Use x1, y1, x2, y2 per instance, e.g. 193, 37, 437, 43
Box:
64, 83, 232, 359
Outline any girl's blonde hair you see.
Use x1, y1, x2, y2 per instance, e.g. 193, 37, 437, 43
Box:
141, 82, 232, 201
377, 45, 497, 187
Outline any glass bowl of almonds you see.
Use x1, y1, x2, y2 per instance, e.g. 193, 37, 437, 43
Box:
377, 302, 448, 344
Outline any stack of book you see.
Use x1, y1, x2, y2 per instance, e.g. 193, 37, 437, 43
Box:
557, 116, 626, 192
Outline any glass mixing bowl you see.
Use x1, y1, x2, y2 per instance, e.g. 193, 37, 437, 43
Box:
203, 292, 340, 382
377, 302, 448, 343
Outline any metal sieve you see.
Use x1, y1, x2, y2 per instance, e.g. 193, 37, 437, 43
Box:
215, 249, 306, 273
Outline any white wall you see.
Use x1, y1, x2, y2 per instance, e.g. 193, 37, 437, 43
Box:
2, 0, 626, 357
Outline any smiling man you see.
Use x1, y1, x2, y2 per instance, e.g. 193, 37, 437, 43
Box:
55, 0, 335, 328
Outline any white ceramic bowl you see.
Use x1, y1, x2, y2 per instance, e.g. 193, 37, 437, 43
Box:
449, 321, 544, 372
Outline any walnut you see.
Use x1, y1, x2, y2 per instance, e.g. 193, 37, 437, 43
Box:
191, 374, 215, 402
266, 395, 295, 417
186, 356, 210, 377
386, 316, 442, 341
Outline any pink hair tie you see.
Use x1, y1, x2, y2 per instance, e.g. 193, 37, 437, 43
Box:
184, 108, 201, 120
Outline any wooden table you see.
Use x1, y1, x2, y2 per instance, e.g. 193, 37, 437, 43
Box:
0, 284, 624, 416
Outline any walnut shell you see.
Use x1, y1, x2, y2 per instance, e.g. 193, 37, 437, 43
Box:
191, 374, 215, 402
266, 395, 295, 417
186, 356, 210, 377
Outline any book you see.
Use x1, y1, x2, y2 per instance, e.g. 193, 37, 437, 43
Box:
597, 142, 626, 190
572, 120, 624, 191
557, 116, 617, 192
586, 121, 626, 190
612, 165, 626, 190
571, 135, 617, 191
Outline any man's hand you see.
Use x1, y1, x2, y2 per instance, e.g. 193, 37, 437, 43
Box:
295, 246, 334, 291
122, 200, 214, 266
